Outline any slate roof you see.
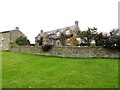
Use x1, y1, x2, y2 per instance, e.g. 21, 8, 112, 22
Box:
36, 25, 76, 39
45, 25, 76, 34
0, 29, 26, 37
0, 31, 10, 33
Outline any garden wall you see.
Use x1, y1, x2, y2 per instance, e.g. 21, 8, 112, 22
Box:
10, 46, 120, 58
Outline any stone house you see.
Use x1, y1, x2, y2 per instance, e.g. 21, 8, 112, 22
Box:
35, 21, 82, 46
0, 27, 26, 50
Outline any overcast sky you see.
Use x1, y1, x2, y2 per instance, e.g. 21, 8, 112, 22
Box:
0, 0, 119, 44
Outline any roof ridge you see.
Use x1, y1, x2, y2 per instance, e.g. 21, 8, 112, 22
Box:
45, 25, 75, 33
0, 29, 18, 33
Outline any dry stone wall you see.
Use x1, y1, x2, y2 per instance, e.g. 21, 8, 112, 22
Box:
10, 46, 120, 58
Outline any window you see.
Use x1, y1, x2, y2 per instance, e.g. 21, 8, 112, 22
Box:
67, 38, 70, 41
76, 38, 81, 44
66, 30, 70, 35
56, 32, 60, 36
57, 42, 60, 45
66, 43, 70, 46
56, 41, 61, 46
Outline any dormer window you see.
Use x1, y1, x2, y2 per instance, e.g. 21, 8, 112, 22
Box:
66, 30, 70, 35
56, 32, 60, 36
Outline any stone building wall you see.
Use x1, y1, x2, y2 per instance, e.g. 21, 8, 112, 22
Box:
10, 46, 120, 58
0, 29, 25, 50
0, 32, 10, 50
10, 30, 25, 43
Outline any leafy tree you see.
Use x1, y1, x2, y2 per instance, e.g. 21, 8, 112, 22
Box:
78, 27, 97, 46
95, 32, 104, 46
103, 29, 120, 49
15, 36, 27, 45
11, 43, 19, 47
66, 36, 81, 46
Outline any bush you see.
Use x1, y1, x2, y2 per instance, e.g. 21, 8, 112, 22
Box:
15, 36, 27, 45
42, 45, 53, 52
103, 29, 120, 49
11, 43, 19, 47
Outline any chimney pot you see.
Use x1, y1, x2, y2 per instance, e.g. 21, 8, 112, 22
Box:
15, 27, 19, 30
75, 21, 78, 27
40, 30, 43, 33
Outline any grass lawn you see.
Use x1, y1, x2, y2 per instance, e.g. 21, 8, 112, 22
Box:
2, 51, 118, 88
0, 51, 2, 88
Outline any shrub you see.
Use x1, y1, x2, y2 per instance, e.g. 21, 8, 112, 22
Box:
42, 45, 53, 52
11, 43, 19, 47
15, 36, 27, 45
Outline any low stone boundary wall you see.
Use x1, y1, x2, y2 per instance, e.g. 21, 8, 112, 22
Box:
10, 46, 42, 54
10, 46, 120, 58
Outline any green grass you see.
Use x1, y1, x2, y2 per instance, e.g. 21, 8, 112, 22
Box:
2, 51, 118, 88
0, 51, 2, 88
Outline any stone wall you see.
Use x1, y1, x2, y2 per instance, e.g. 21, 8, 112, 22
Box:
10, 46, 41, 54
10, 46, 120, 58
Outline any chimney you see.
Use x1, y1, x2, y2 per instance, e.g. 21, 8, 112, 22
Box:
40, 30, 44, 36
15, 27, 19, 30
75, 21, 78, 27
40, 30, 43, 34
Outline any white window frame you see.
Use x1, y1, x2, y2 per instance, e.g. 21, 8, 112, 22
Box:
66, 30, 70, 35
76, 38, 81, 44
56, 32, 60, 36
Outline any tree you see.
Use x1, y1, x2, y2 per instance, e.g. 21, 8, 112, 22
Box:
95, 32, 104, 46
66, 36, 81, 46
15, 36, 29, 45
78, 27, 97, 46
103, 29, 120, 49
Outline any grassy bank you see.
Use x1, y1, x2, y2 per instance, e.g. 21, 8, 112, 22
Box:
2, 51, 118, 88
